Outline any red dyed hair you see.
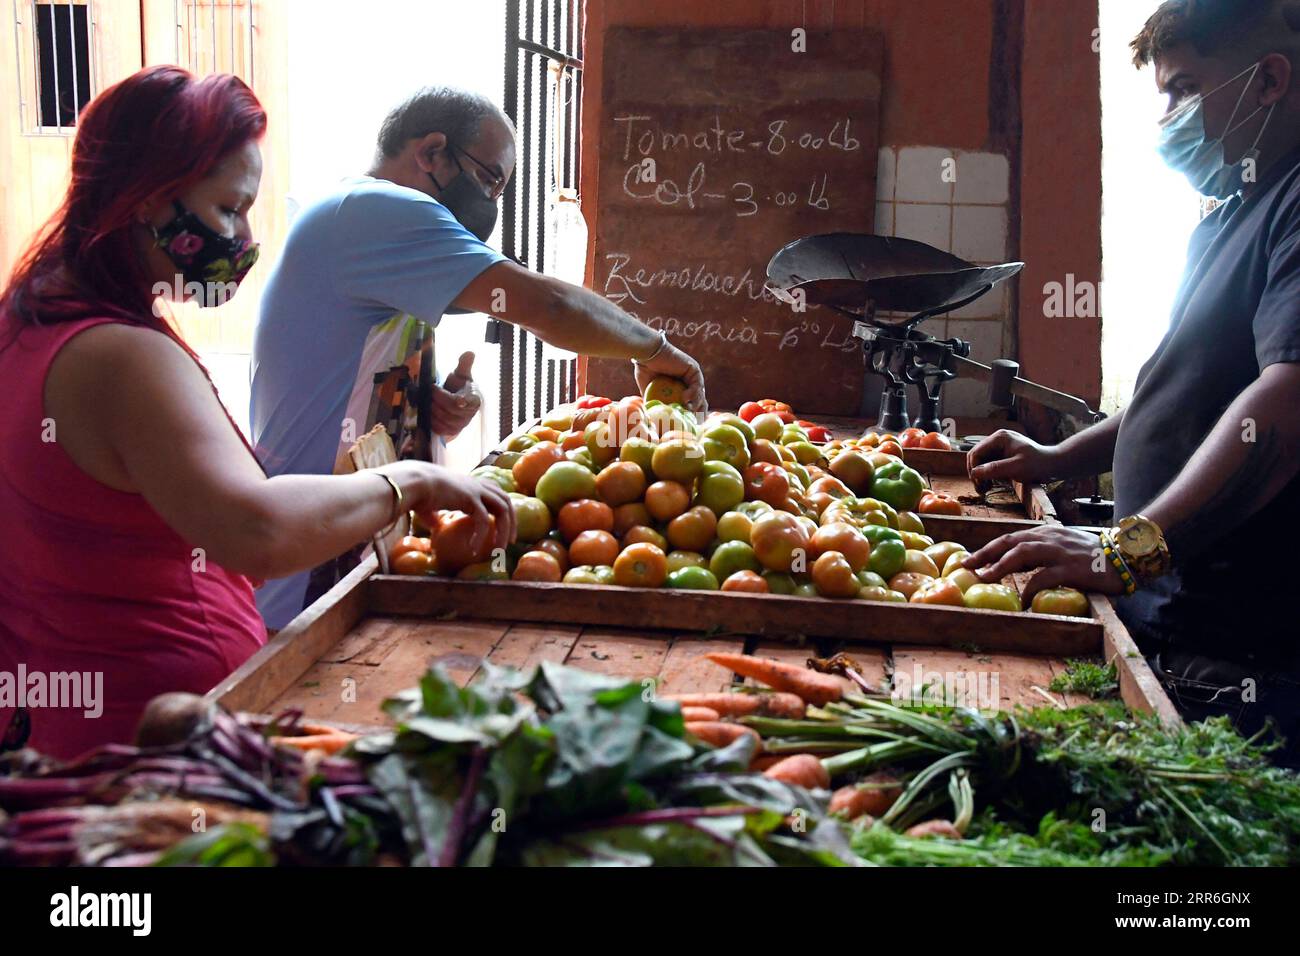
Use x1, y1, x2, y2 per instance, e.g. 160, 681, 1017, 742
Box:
1, 66, 266, 348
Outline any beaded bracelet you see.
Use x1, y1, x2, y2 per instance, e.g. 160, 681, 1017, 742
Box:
1099, 530, 1137, 597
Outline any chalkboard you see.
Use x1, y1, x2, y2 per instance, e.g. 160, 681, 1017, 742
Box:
586, 27, 883, 416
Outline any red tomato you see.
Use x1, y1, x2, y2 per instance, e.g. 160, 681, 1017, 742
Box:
919, 431, 953, 450
917, 492, 963, 516
898, 428, 926, 448
575, 395, 612, 410
877, 440, 903, 459
512, 551, 562, 582
805, 425, 832, 444
738, 401, 766, 423
721, 570, 769, 593
434, 512, 496, 574
744, 462, 792, 506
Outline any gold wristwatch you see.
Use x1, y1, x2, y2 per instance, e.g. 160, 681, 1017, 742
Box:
1109, 514, 1171, 584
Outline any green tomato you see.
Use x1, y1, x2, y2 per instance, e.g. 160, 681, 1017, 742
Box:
699, 423, 751, 471
900, 531, 935, 551
870, 460, 927, 513
666, 550, 708, 573
859, 586, 907, 603
566, 446, 595, 471
751, 413, 785, 442
695, 460, 745, 516
710, 413, 755, 446
792, 582, 819, 598
716, 511, 753, 544
710, 540, 761, 581
963, 583, 1023, 612
896, 511, 927, 535
856, 570, 888, 590
860, 524, 904, 546
736, 500, 775, 521
564, 565, 615, 586
786, 441, 823, 466
620, 436, 657, 479
762, 571, 798, 595
666, 566, 720, 590
1031, 587, 1090, 616
494, 450, 523, 471
471, 465, 517, 493
868, 539, 908, 579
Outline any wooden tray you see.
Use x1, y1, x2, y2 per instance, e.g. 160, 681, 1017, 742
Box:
209, 553, 1179, 731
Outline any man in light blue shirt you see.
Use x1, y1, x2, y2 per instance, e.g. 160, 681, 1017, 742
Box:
251, 87, 708, 628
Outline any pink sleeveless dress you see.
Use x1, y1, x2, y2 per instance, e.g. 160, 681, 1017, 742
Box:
0, 314, 266, 759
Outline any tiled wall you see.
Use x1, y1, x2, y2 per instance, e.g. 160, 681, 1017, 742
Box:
873, 146, 1014, 419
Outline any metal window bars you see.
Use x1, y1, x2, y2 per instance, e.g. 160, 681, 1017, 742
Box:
174, 0, 255, 86
495, 0, 584, 442
15, 0, 94, 133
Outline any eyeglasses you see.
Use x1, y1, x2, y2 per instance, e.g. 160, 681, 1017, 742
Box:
450, 142, 508, 200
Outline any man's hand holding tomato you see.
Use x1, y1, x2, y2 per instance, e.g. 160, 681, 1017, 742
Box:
962, 524, 1125, 603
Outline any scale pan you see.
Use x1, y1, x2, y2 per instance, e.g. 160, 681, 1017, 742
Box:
766, 233, 1023, 326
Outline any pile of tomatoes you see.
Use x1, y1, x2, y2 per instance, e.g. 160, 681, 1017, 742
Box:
387, 384, 1085, 616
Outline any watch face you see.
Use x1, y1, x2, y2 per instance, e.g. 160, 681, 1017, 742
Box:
1118, 520, 1157, 556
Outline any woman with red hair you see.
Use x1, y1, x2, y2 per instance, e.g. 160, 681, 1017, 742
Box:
0, 66, 513, 759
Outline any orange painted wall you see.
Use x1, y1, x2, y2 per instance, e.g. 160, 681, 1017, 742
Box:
579, 0, 1102, 424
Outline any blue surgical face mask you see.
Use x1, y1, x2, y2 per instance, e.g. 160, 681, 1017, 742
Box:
1157, 61, 1275, 199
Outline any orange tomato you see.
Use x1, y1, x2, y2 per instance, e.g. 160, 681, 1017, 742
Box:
651, 437, 705, 483
810, 523, 871, 572
530, 537, 570, 573
613, 542, 668, 588
744, 462, 792, 506
529, 426, 561, 444
721, 570, 769, 593
667, 506, 718, 552
434, 512, 496, 575
594, 460, 647, 506
918, 491, 963, 516
391, 550, 434, 576
556, 499, 614, 542
645, 480, 691, 522
392, 535, 431, 558
812, 551, 861, 598
909, 578, 966, 607
919, 431, 953, 451
559, 429, 586, 452
612, 501, 652, 537
876, 440, 903, 459
889, 572, 936, 600
749, 438, 783, 466
623, 525, 669, 552
750, 510, 811, 573
643, 375, 687, 405
512, 441, 565, 496
513, 551, 562, 582
568, 529, 620, 567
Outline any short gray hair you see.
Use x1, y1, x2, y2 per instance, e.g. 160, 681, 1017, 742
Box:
374, 86, 511, 161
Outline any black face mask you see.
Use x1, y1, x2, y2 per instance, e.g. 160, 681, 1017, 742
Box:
429, 152, 499, 242
151, 200, 259, 306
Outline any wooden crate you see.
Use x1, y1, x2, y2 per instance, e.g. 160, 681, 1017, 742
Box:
210, 413, 1175, 731
208, 553, 1179, 732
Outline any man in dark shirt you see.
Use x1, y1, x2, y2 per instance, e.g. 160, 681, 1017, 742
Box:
965, 0, 1300, 763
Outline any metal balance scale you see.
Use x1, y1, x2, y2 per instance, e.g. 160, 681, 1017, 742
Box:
765, 233, 1105, 435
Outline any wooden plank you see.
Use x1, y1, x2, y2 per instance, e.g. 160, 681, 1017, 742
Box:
891, 645, 1063, 711
921, 513, 1041, 549
1091, 594, 1182, 727
564, 627, 673, 682
482, 623, 583, 672
656, 635, 748, 695
903, 447, 970, 476
208, 555, 375, 713
318, 616, 407, 665
368, 576, 1103, 657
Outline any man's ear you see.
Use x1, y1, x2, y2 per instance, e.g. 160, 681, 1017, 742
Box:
1260, 52, 1293, 106
412, 132, 449, 173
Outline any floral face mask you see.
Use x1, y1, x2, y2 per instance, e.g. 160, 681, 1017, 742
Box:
151, 200, 260, 305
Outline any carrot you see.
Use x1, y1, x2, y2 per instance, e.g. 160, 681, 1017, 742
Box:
664, 692, 806, 719
829, 785, 886, 821
749, 754, 792, 772
702, 653, 843, 706
681, 706, 721, 722
905, 819, 964, 840
269, 731, 357, 755
684, 721, 762, 750
831, 771, 902, 817
762, 754, 830, 789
